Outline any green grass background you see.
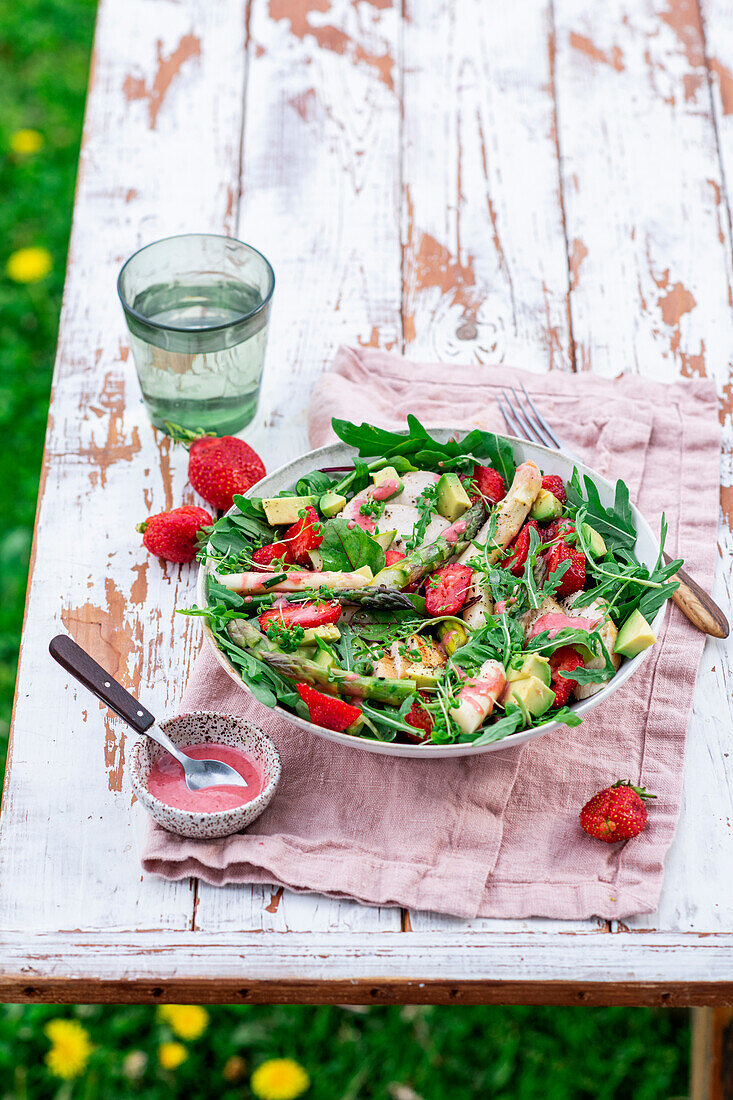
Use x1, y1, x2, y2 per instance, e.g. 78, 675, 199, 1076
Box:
0, 1, 691, 1095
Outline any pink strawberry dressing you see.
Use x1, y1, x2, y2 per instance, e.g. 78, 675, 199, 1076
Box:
342, 491, 377, 533
527, 612, 601, 640
442, 519, 468, 544
147, 744, 264, 812
372, 478, 400, 500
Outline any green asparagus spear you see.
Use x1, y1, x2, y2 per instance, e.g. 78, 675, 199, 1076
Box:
226, 618, 417, 704
219, 586, 426, 613
370, 500, 487, 589
261, 649, 417, 704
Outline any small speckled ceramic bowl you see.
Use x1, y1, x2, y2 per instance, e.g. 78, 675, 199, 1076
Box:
129, 712, 281, 839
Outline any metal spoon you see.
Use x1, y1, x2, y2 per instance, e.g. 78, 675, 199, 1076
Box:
49, 634, 248, 790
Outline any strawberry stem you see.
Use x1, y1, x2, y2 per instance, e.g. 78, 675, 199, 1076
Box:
136, 521, 149, 534
611, 779, 657, 800
163, 421, 217, 448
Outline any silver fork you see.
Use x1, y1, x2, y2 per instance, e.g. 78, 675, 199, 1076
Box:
496, 383, 729, 639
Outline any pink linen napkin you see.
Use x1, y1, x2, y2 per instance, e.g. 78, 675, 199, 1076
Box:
142, 347, 721, 920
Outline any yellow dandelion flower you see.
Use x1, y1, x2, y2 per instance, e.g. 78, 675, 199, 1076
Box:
251, 1059, 310, 1100
158, 1041, 188, 1071
6, 246, 52, 284
10, 129, 44, 156
44, 1019, 93, 1080
158, 1004, 209, 1040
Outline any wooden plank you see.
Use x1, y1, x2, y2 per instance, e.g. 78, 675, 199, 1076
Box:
0, 0, 250, 933
401, 0, 572, 370
700, 0, 733, 236
3, 930, 733, 1005
401, 0, 596, 935
192, 0, 403, 932
552, 0, 733, 933
690, 1008, 733, 1100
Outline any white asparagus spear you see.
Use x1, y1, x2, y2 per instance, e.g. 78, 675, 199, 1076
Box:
214, 570, 372, 594
452, 659, 507, 737
458, 461, 543, 629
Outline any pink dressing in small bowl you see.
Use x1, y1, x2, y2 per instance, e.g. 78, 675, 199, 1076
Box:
147, 743, 264, 812
130, 712, 281, 839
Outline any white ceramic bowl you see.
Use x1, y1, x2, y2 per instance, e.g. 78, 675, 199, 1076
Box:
198, 431, 667, 758
130, 712, 281, 838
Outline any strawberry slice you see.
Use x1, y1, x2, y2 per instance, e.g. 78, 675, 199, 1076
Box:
296, 683, 361, 731
541, 474, 566, 503
425, 563, 473, 615
251, 541, 293, 570
283, 506, 323, 565
501, 519, 541, 576
546, 540, 586, 597
259, 601, 341, 633
384, 549, 407, 566
404, 690, 433, 743
549, 646, 584, 707
466, 464, 506, 504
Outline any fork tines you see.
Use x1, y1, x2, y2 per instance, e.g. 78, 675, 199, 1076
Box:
497, 382, 562, 451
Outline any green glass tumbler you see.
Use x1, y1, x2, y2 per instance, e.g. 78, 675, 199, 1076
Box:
117, 233, 275, 435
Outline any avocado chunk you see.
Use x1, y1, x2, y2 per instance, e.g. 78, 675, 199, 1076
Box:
374, 529, 397, 550
312, 647, 337, 672
530, 487, 563, 522
507, 652, 552, 687
614, 609, 656, 659
437, 619, 469, 656
300, 624, 341, 644
581, 522, 607, 558
262, 495, 317, 525
307, 548, 324, 570
353, 564, 374, 581
504, 674, 555, 718
372, 466, 404, 498
320, 491, 347, 518
436, 472, 472, 522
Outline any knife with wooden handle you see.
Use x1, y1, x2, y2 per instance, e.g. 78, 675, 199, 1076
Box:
664, 555, 729, 638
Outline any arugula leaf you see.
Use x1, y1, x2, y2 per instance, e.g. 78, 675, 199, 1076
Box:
405, 483, 439, 552
557, 663, 613, 685
331, 416, 516, 482
461, 430, 516, 485
318, 518, 387, 574
359, 701, 418, 741
204, 503, 273, 569
552, 706, 583, 728
212, 626, 299, 709
206, 577, 245, 609
231, 494, 267, 518
636, 577, 680, 622
294, 471, 335, 498
565, 471, 636, 551
465, 707, 524, 745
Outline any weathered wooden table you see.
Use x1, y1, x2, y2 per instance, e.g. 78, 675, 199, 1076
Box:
1, 0, 732, 1006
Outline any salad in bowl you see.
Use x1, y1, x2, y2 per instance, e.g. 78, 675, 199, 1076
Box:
194, 418, 681, 757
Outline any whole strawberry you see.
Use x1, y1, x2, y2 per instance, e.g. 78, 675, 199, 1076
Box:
137, 506, 213, 563
187, 435, 266, 512
580, 780, 656, 843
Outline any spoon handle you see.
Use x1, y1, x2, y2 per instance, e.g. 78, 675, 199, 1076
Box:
49, 634, 155, 733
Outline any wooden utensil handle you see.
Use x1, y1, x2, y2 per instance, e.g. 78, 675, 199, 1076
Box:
664, 559, 730, 639
49, 634, 156, 732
